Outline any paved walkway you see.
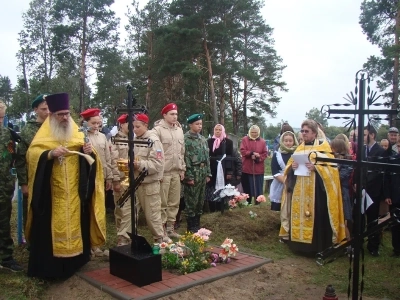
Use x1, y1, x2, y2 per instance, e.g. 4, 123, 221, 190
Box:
78, 250, 271, 300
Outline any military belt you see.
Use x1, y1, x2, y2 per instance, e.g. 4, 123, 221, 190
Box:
194, 163, 206, 168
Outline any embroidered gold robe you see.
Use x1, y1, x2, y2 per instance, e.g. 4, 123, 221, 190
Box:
279, 139, 346, 248
25, 118, 106, 257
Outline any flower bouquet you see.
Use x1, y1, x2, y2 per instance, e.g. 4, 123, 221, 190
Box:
161, 229, 212, 274
210, 238, 239, 266
213, 184, 250, 213
160, 228, 240, 274
256, 195, 266, 206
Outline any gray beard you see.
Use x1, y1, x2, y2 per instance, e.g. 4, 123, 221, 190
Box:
50, 116, 73, 143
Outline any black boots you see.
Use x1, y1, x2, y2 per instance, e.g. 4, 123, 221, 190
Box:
187, 217, 196, 233
194, 215, 200, 232
187, 215, 201, 233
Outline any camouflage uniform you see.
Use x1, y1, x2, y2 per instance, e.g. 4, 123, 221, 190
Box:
15, 121, 42, 229
0, 126, 17, 262
183, 131, 211, 232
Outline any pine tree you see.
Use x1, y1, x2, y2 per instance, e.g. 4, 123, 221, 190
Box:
360, 0, 400, 125
52, 0, 119, 112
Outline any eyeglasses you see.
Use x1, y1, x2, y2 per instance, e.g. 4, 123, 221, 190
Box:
55, 112, 70, 118
300, 129, 310, 133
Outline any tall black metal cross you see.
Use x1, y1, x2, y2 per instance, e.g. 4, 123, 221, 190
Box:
313, 70, 400, 299
109, 84, 162, 287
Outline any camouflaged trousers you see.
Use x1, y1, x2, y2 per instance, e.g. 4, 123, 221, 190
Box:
184, 166, 208, 218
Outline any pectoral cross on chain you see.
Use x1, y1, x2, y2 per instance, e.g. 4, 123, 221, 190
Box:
75, 121, 92, 165
79, 121, 92, 144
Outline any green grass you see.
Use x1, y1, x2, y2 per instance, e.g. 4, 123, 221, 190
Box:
3, 197, 400, 299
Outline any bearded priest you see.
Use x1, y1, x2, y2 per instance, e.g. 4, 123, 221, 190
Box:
25, 93, 106, 279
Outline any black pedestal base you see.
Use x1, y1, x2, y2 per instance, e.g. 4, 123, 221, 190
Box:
109, 245, 162, 287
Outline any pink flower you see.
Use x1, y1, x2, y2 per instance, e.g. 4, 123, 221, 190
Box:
197, 228, 212, 236
175, 247, 184, 256
228, 199, 237, 208
160, 242, 168, 249
256, 195, 266, 203
229, 244, 238, 256
211, 262, 217, 267
219, 249, 229, 260
222, 238, 233, 246
195, 228, 212, 241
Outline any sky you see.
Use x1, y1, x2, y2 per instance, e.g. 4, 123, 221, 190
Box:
0, 0, 382, 127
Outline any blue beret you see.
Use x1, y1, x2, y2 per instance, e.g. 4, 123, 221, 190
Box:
187, 113, 203, 124
32, 94, 49, 109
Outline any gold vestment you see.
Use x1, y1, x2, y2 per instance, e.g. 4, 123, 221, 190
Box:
25, 118, 106, 257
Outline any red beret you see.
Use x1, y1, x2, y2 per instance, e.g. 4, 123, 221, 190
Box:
80, 108, 101, 119
117, 114, 128, 124
161, 103, 178, 115
135, 113, 149, 124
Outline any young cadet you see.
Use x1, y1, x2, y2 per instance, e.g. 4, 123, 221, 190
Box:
183, 114, 211, 232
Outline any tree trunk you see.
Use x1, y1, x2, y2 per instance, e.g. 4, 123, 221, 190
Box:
202, 21, 218, 124
243, 32, 248, 133
393, 4, 400, 126
146, 31, 153, 109
79, 14, 88, 113
21, 50, 30, 110
228, 75, 238, 135
219, 50, 226, 125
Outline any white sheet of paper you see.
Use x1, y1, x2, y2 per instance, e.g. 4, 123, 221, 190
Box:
292, 153, 310, 176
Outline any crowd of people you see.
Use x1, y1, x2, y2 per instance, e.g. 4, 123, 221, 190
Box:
0, 94, 399, 281
276, 121, 400, 257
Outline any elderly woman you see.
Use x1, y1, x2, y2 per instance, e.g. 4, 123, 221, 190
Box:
206, 124, 234, 212
279, 119, 346, 254
240, 125, 268, 205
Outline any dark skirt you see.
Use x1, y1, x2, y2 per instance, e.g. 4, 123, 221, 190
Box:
271, 202, 281, 211
205, 185, 223, 212
288, 175, 333, 255
247, 173, 264, 203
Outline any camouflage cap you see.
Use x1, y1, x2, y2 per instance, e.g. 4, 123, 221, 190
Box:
187, 113, 203, 124
32, 94, 48, 109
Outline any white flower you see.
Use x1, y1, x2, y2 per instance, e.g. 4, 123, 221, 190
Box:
176, 247, 184, 255
219, 184, 240, 198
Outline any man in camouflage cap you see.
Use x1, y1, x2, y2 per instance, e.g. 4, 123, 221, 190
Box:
15, 94, 49, 229
183, 113, 211, 232
0, 100, 23, 272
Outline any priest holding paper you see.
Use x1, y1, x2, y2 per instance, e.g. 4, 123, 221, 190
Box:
280, 119, 345, 254
25, 93, 106, 279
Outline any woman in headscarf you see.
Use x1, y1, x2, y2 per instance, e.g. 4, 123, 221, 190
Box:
240, 125, 268, 205
279, 119, 346, 254
205, 124, 234, 212
269, 131, 298, 211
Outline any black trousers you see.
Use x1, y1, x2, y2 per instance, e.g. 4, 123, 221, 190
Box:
391, 203, 400, 254
365, 199, 381, 252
